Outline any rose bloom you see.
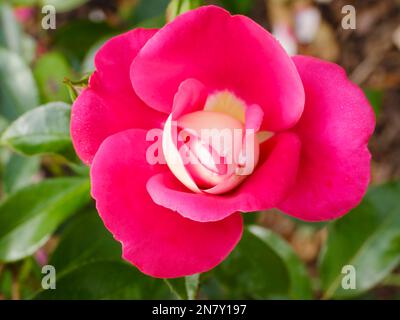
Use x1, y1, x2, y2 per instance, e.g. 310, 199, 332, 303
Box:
71, 6, 375, 278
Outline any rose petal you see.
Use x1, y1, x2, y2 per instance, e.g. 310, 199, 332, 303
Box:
131, 5, 304, 131
245, 104, 264, 131
278, 56, 375, 221
172, 78, 208, 119
91, 129, 243, 278
71, 28, 165, 164
147, 132, 301, 222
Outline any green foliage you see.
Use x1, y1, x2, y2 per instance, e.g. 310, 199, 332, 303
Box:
33, 212, 171, 299
1, 102, 76, 160
200, 226, 311, 299
34, 52, 72, 103
320, 183, 400, 299
49, 212, 121, 274
0, 178, 91, 263
248, 226, 313, 299
0, 2, 22, 54
34, 261, 171, 299
0, 49, 39, 120
2, 154, 40, 194
165, 274, 200, 300
204, 228, 290, 299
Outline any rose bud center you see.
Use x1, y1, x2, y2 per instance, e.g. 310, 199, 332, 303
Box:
162, 110, 260, 195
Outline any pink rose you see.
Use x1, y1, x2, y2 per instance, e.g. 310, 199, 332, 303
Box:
71, 6, 375, 278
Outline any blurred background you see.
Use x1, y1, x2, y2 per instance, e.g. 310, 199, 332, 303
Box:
0, 0, 399, 300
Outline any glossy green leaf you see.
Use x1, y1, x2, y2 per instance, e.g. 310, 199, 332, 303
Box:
0, 3, 36, 63
0, 2, 22, 54
320, 183, 400, 299
0, 48, 39, 120
1, 102, 76, 160
164, 278, 187, 300
33, 210, 171, 299
33, 261, 171, 299
185, 274, 200, 300
165, 274, 200, 300
0, 177, 91, 262
2, 154, 41, 194
207, 227, 290, 299
34, 52, 72, 103
50, 211, 121, 275
20, 34, 37, 64
248, 225, 313, 299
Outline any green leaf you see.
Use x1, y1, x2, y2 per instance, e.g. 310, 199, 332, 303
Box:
207, 227, 290, 299
0, 48, 39, 120
0, 2, 22, 54
20, 34, 37, 64
166, 0, 202, 22
320, 183, 400, 299
50, 211, 121, 275
0, 268, 13, 299
1, 102, 76, 160
2, 154, 41, 194
34, 52, 72, 103
0, 177, 91, 262
33, 261, 171, 299
33, 210, 171, 299
164, 278, 187, 300
40, 0, 89, 13
164, 274, 200, 300
248, 225, 313, 299
185, 274, 200, 300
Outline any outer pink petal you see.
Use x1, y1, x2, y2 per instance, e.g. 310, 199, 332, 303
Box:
278, 56, 375, 221
71, 29, 165, 165
90, 129, 243, 278
147, 133, 301, 222
131, 5, 304, 131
